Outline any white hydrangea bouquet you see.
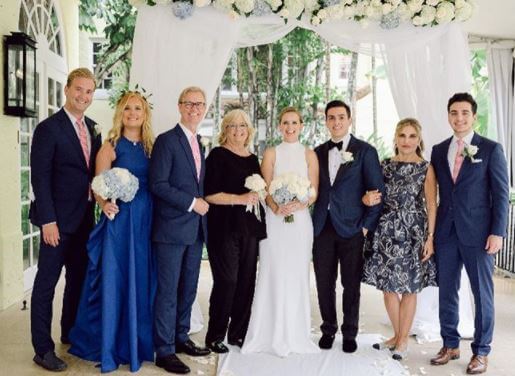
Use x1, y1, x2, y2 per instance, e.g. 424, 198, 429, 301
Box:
269, 172, 316, 223
244, 174, 267, 222
91, 167, 139, 220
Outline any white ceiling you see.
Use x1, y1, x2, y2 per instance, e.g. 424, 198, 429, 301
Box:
462, 0, 515, 40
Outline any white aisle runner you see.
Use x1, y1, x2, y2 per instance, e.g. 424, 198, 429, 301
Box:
217, 334, 408, 376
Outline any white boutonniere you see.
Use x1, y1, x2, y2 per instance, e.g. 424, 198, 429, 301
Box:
200, 136, 211, 148
462, 144, 481, 163
340, 150, 354, 164
93, 124, 102, 137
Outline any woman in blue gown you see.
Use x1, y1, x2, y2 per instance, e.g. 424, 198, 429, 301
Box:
69, 91, 155, 372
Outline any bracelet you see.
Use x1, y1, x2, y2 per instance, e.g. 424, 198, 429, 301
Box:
427, 232, 434, 237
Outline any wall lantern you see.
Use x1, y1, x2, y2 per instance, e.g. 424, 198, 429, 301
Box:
3, 32, 37, 117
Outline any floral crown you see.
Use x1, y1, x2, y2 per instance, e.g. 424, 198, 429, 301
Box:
116, 84, 154, 109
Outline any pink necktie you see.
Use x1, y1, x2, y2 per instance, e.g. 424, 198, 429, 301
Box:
452, 138, 464, 183
190, 135, 201, 180
76, 118, 90, 168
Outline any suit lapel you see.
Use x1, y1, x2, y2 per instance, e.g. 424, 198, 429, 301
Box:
175, 125, 199, 184
334, 135, 358, 184
198, 134, 206, 183
58, 109, 89, 170
441, 137, 453, 182
318, 142, 331, 187
455, 133, 481, 185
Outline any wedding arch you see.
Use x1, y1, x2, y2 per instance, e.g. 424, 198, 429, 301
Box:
129, 3, 472, 151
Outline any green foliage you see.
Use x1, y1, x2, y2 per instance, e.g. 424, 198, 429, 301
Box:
470, 49, 490, 136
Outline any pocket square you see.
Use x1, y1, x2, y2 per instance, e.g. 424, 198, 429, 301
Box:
472, 158, 483, 164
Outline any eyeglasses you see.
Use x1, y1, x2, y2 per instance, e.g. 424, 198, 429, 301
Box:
180, 101, 206, 109
227, 124, 248, 129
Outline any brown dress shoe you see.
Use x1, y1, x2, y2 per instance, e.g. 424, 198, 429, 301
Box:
467, 355, 488, 374
430, 347, 460, 365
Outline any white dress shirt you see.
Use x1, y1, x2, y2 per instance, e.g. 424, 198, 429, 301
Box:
178, 123, 199, 212
63, 107, 91, 151
447, 131, 474, 173
328, 133, 351, 185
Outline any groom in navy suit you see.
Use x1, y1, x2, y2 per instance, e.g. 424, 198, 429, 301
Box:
149, 86, 211, 374
313, 100, 384, 353
30, 68, 101, 371
430, 93, 508, 374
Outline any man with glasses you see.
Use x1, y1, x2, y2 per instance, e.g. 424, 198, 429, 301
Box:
149, 87, 211, 374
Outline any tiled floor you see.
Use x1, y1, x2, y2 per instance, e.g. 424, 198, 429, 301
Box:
1, 262, 514, 375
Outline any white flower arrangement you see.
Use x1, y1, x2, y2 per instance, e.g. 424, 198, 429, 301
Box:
244, 174, 267, 221
461, 144, 480, 162
200, 136, 211, 148
91, 167, 139, 220
340, 150, 354, 164
93, 124, 103, 137
132, 0, 474, 27
269, 172, 316, 223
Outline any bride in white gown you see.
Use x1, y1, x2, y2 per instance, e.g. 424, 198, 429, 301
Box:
241, 107, 320, 357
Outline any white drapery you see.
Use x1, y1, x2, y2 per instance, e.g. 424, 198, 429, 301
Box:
486, 44, 515, 185
130, 5, 471, 151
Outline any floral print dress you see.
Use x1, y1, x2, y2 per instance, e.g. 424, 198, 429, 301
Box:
363, 159, 437, 293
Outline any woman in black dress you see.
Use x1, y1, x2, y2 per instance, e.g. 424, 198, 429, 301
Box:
362, 118, 437, 361
204, 109, 267, 353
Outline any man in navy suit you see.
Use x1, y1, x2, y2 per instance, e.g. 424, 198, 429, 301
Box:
149, 86, 211, 374
30, 68, 101, 371
312, 100, 384, 353
429, 93, 508, 375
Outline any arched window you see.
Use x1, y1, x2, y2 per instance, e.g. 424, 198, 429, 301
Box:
19, 0, 68, 289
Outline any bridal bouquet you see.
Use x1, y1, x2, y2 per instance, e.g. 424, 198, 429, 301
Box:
91, 167, 139, 220
269, 172, 315, 223
244, 174, 267, 222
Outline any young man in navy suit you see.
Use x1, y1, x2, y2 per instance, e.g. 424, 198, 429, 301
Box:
312, 100, 384, 353
149, 87, 211, 374
429, 93, 509, 375
30, 68, 101, 371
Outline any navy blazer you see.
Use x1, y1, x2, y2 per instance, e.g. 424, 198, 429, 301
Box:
313, 135, 384, 238
29, 108, 101, 234
149, 125, 207, 245
431, 133, 509, 247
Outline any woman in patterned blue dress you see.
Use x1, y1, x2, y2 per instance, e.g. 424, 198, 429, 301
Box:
362, 118, 437, 361
69, 91, 155, 372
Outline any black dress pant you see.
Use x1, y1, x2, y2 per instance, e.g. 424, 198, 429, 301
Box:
313, 217, 365, 339
205, 233, 259, 344
31, 211, 93, 356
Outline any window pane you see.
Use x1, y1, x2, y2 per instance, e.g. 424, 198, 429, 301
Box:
22, 204, 30, 236
32, 235, 40, 266
21, 135, 30, 166
48, 78, 55, 106
56, 81, 62, 107
23, 238, 30, 270
21, 118, 30, 133
104, 79, 112, 90
21, 170, 30, 201
93, 42, 101, 53
48, 108, 54, 116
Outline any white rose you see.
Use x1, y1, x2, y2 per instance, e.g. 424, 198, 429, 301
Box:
407, 0, 423, 14
455, 0, 466, 8
397, 3, 411, 20
304, 0, 319, 12
389, 0, 401, 7
194, 0, 212, 7
317, 9, 328, 20
365, 4, 382, 20
455, 2, 473, 21
426, 0, 441, 6
284, 0, 305, 18
370, 0, 381, 7
420, 5, 436, 24
467, 144, 478, 155
235, 0, 254, 13
412, 15, 424, 26
343, 4, 356, 18
435, 1, 455, 24
382, 3, 393, 15
329, 5, 343, 19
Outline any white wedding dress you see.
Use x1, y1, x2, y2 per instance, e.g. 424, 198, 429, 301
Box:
241, 142, 320, 357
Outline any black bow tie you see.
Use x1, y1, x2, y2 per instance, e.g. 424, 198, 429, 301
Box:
328, 140, 343, 150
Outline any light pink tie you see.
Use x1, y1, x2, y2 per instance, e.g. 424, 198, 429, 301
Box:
190, 135, 201, 180
452, 138, 464, 183
76, 118, 90, 168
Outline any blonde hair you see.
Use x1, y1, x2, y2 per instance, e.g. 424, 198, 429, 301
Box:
66, 68, 96, 89
278, 106, 303, 124
394, 118, 425, 159
178, 86, 206, 103
107, 91, 154, 156
217, 109, 255, 148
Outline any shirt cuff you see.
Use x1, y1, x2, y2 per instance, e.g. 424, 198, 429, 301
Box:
42, 222, 57, 227
188, 198, 196, 212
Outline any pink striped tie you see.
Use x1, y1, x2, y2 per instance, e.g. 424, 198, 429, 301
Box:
76, 118, 90, 168
452, 138, 464, 183
190, 135, 201, 180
